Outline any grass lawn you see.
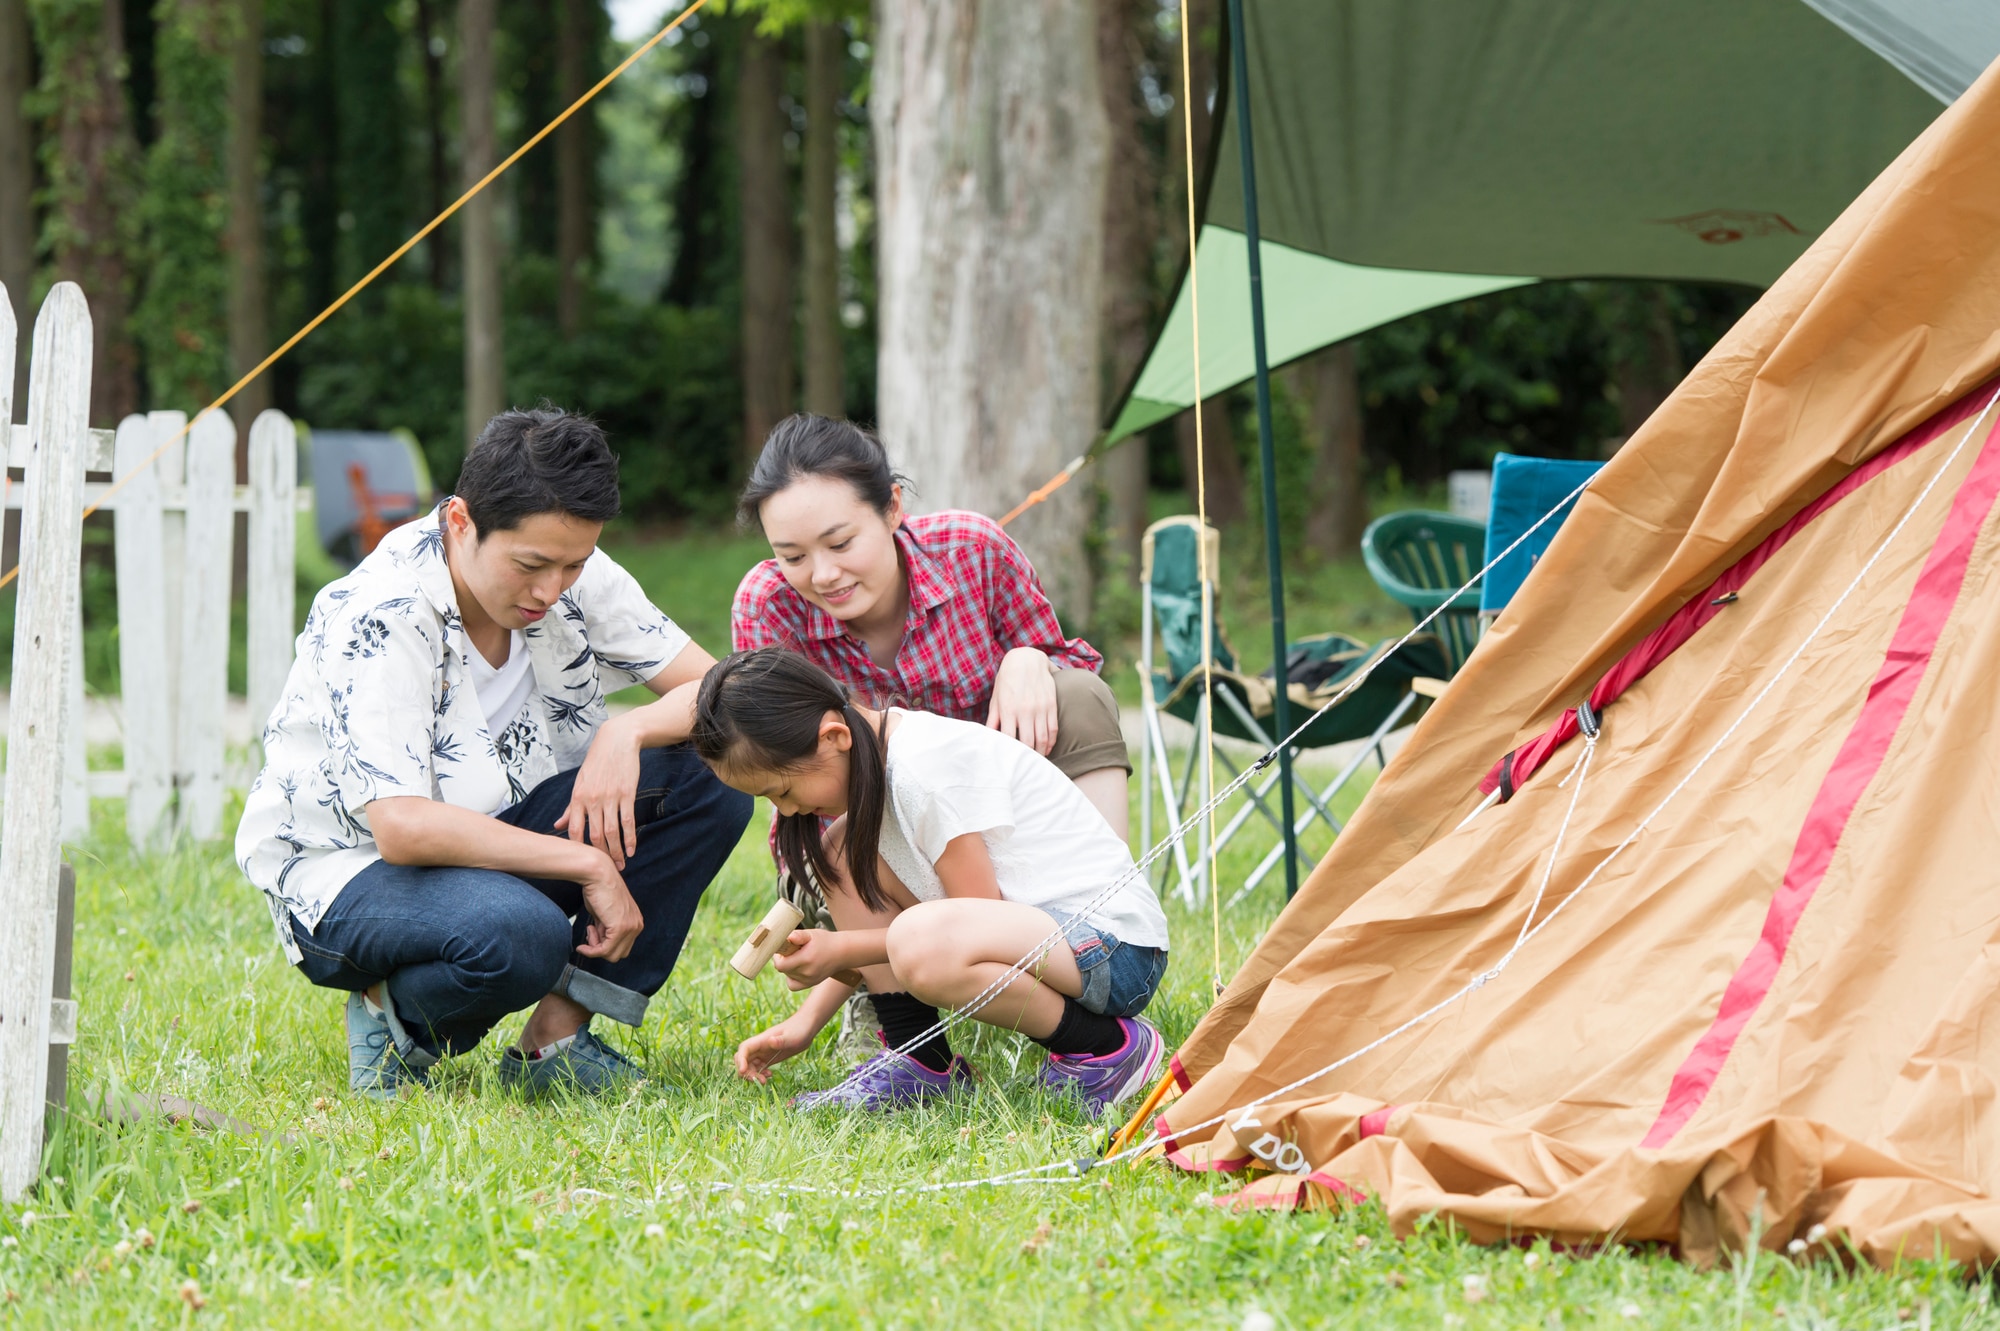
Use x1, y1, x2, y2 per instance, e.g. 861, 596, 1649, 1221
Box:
6, 517, 1993, 1325
10, 784, 1992, 1328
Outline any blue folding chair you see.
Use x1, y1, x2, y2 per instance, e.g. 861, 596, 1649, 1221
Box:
1480, 453, 1603, 619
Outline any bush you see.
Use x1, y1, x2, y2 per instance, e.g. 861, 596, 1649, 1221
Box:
293, 263, 741, 521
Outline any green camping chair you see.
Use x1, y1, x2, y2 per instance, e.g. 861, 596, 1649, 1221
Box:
1137, 516, 1448, 905
1361, 510, 1488, 675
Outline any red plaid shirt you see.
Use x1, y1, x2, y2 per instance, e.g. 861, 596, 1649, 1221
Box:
731, 510, 1102, 719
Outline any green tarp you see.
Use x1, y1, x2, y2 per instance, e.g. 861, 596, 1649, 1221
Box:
1108, 0, 1999, 442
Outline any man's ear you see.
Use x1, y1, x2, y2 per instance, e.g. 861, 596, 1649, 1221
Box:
445, 496, 478, 544
820, 709, 853, 756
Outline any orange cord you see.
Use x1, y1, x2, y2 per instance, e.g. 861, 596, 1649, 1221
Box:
995, 454, 1088, 527
0, 0, 712, 593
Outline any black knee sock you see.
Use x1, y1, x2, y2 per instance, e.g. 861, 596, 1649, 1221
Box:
870, 991, 954, 1074
1033, 998, 1127, 1059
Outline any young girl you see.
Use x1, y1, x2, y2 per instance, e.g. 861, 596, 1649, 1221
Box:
693, 649, 1170, 1116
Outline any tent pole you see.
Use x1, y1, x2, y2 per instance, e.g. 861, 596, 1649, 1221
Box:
1224, 0, 1299, 899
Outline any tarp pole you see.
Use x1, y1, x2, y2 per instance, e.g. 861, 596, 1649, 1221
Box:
1225, 0, 1299, 898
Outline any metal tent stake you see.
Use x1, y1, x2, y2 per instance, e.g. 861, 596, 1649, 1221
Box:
1226, 0, 1300, 898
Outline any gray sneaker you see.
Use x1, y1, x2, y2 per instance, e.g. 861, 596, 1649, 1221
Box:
345, 991, 434, 1100
498, 1024, 643, 1097
834, 990, 884, 1066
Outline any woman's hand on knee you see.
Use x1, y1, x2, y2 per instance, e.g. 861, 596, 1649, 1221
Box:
987, 647, 1059, 756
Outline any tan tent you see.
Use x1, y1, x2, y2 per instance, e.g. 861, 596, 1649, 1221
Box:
1151, 57, 2000, 1268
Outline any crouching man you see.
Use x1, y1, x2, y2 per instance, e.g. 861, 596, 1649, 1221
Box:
236, 408, 752, 1098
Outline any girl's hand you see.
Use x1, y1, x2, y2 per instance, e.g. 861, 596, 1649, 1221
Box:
556, 713, 643, 868
771, 930, 866, 989
735, 1018, 816, 1084
987, 647, 1059, 756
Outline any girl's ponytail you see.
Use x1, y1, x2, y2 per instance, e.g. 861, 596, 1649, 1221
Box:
834, 696, 891, 912
693, 648, 894, 912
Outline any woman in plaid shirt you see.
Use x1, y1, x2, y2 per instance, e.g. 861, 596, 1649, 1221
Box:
730, 415, 1131, 832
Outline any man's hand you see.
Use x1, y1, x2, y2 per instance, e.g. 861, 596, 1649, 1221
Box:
986, 647, 1059, 756
576, 853, 644, 962
556, 714, 643, 868
735, 1016, 817, 1084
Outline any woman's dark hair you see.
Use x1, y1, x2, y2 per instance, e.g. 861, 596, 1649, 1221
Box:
457, 405, 621, 536
692, 648, 894, 912
737, 413, 910, 528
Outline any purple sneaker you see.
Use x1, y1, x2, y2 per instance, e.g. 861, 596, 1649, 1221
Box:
1039, 1017, 1165, 1118
792, 1048, 975, 1112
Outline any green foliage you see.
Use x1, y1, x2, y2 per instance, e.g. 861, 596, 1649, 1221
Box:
131, 0, 235, 413
293, 258, 741, 519
330, 0, 411, 291
1354, 280, 1756, 480
24, 0, 144, 318
1237, 377, 1317, 561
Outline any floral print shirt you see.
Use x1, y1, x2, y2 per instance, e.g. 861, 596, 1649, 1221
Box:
235, 505, 688, 960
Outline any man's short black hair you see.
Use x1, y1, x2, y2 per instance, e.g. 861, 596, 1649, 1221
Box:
457, 406, 622, 536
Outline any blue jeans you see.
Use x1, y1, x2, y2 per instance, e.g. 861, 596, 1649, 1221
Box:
1052, 915, 1169, 1018
291, 745, 752, 1057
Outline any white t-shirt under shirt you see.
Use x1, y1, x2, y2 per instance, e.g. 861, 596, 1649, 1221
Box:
875, 710, 1170, 951
467, 630, 535, 736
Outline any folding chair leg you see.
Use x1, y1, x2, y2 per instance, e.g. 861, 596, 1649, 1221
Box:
1209, 746, 1290, 853
1145, 703, 1197, 902
1215, 687, 1344, 830
1226, 691, 1421, 908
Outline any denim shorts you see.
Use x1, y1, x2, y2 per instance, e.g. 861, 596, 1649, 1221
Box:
1052, 914, 1168, 1018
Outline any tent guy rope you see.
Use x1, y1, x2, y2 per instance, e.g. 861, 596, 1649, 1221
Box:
1173, 0, 1226, 987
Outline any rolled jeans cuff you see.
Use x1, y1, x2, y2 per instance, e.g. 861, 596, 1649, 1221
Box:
554, 964, 651, 1028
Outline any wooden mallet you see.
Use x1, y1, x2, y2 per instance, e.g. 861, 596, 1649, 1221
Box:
728, 899, 861, 986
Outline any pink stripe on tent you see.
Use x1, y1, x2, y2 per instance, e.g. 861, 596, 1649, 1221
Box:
1359, 1105, 1398, 1138
1640, 402, 2000, 1150
1480, 383, 1999, 801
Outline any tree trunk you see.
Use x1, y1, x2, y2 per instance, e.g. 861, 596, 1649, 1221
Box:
873, 0, 1109, 623
1161, 0, 1219, 277
737, 26, 795, 460
227, 0, 270, 433
459, 0, 503, 450
554, 0, 591, 334
1610, 284, 1682, 452
1293, 342, 1368, 559
1096, 0, 1159, 575
0, 0, 33, 416
413, 0, 451, 289
661, 26, 722, 308
34, 0, 142, 424
1174, 396, 1244, 525
800, 19, 843, 417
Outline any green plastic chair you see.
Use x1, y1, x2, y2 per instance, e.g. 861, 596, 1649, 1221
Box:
1362, 510, 1487, 675
1137, 516, 1446, 904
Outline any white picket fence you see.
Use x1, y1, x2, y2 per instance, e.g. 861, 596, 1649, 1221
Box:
0, 280, 306, 1197
0, 341, 305, 843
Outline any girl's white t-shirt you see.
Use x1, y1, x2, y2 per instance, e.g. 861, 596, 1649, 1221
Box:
875, 710, 1169, 950
467, 630, 535, 736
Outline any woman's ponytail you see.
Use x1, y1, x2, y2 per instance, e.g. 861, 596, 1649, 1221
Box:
693, 648, 894, 912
